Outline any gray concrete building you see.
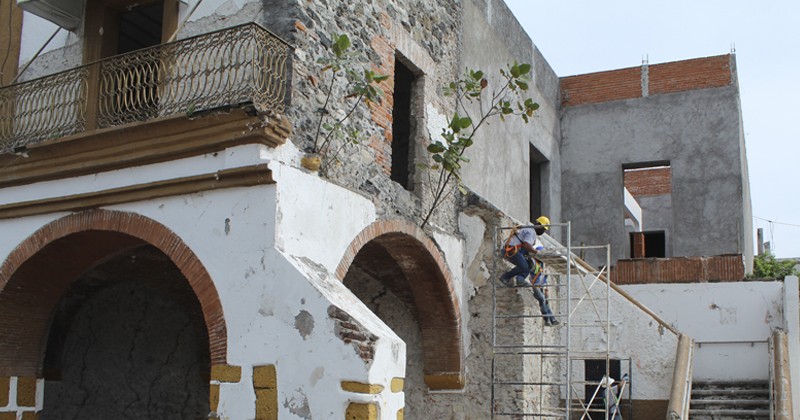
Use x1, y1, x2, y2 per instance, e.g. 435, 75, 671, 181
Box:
560, 56, 753, 272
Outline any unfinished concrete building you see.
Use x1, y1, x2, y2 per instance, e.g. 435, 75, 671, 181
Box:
0, 0, 792, 419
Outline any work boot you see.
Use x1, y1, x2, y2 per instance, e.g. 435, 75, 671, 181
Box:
514, 276, 532, 287
549, 319, 560, 326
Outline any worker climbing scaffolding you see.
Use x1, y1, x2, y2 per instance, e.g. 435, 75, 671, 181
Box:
500, 216, 551, 287
500, 216, 560, 325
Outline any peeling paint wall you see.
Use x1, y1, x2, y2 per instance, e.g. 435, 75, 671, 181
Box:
0, 145, 410, 419
571, 272, 680, 402
621, 281, 784, 380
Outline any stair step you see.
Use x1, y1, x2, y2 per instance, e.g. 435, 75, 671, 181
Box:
692, 389, 770, 397
689, 408, 770, 416
691, 399, 770, 407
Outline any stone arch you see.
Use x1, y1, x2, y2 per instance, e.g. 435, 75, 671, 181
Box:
336, 219, 463, 390
0, 209, 226, 376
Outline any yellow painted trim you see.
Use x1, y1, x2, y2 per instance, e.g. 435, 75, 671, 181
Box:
253, 365, 277, 389
211, 365, 242, 383
396, 408, 404, 420
423, 374, 465, 390
254, 388, 278, 420
16, 377, 36, 407
0, 164, 273, 220
390, 377, 404, 393
209, 383, 220, 412
0, 109, 290, 188
0, 376, 8, 407
345, 402, 378, 419
20, 412, 39, 420
340, 381, 384, 394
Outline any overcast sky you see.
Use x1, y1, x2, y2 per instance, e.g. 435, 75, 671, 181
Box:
504, 0, 800, 258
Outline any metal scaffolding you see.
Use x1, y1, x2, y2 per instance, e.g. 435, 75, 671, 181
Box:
490, 221, 630, 419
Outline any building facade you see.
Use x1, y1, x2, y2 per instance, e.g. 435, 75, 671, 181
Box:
0, 0, 756, 419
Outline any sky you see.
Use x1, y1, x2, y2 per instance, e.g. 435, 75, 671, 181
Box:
504, 0, 800, 258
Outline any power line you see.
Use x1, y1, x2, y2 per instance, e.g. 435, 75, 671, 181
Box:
753, 216, 800, 228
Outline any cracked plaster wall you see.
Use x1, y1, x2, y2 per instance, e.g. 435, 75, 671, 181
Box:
42, 276, 209, 419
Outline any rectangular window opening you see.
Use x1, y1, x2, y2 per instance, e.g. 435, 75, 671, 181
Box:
629, 231, 666, 258
529, 145, 547, 222
390, 56, 417, 191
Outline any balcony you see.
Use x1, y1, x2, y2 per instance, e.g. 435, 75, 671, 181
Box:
0, 23, 291, 154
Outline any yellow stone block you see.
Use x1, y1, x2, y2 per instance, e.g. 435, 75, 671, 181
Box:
0, 412, 16, 420
423, 374, 465, 390
17, 377, 37, 407
21, 411, 40, 420
211, 365, 242, 383
397, 407, 404, 420
340, 381, 384, 394
254, 388, 277, 420
346, 402, 378, 420
253, 365, 276, 389
0, 376, 9, 407
209, 383, 220, 412
390, 378, 404, 393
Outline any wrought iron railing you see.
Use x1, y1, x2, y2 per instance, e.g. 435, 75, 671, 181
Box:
0, 23, 290, 153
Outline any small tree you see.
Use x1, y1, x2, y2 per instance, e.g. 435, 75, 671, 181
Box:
752, 253, 798, 279
418, 63, 539, 228
308, 34, 388, 168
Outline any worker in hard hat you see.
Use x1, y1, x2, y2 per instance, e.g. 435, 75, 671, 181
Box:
500, 216, 550, 287
527, 247, 560, 326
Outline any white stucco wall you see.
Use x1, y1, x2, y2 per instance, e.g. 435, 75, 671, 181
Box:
621, 281, 784, 380
570, 273, 679, 401
0, 144, 413, 419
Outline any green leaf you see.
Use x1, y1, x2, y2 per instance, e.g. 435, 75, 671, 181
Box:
515, 80, 529, 90
518, 63, 532, 75
510, 64, 520, 78
458, 116, 472, 129
427, 143, 446, 153
432, 154, 443, 163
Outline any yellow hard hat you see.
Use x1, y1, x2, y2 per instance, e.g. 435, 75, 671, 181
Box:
535, 216, 551, 230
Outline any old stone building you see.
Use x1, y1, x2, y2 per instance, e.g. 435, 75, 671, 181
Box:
0, 0, 773, 419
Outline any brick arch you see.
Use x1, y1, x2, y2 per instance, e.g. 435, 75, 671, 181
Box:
0, 209, 226, 376
336, 220, 463, 390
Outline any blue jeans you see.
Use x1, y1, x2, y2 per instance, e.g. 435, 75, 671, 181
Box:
532, 286, 556, 323
501, 251, 530, 282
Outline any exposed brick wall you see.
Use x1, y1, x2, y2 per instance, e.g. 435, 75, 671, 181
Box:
335, 219, 464, 390
624, 166, 672, 197
561, 55, 733, 107
649, 55, 731, 96
0, 210, 228, 376
612, 254, 745, 284
328, 306, 379, 364
367, 17, 397, 177
560, 67, 642, 107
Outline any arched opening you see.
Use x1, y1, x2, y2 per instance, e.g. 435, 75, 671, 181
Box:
41, 245, 210, 418
0, 210, 226, 417
337, 221, 463, 417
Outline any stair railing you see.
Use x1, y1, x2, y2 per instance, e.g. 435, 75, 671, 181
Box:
771, 328, 795, 420
666, 334, 694, 419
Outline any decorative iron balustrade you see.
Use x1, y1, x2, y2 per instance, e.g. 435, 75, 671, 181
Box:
0, 23, 290, 153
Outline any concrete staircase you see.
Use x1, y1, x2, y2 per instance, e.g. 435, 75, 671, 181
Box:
689, 380, 771, 419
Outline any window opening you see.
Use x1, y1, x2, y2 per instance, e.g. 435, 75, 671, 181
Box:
391, 57, 416, 190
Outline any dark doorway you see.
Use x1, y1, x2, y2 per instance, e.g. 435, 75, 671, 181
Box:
41, 246, 210, 419
391, 57, 417, 190
584, 359, 621, 420
629, 231, 666, 258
